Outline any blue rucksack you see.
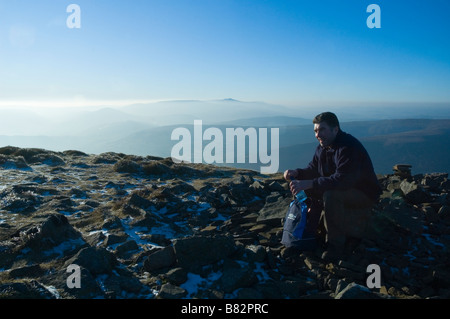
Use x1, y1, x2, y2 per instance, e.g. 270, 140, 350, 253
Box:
281, 192, 318, 250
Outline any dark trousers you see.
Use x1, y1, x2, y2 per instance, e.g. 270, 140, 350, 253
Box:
308, 189, 375, 250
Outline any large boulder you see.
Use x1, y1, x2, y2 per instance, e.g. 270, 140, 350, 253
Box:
400, 180, 433, 205
335, 282, 388, 299
64, 246, 116, 275
173, 235, 237, 271
256, 194, 292, 224
143, 246, 176, 271
8, 213, 86, 264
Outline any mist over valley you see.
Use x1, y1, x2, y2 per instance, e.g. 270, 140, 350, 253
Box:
0, 99, 449, 175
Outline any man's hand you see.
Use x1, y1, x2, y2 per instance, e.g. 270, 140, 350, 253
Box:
283, 169, 298, 181
289, 180, 314, 195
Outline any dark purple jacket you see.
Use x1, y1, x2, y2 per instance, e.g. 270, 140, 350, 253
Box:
296, 130, 382, 202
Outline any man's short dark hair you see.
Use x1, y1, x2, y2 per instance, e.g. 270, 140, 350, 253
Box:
313, 112, 340, 129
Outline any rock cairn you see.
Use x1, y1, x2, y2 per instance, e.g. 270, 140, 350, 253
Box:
0, 146, 449, 299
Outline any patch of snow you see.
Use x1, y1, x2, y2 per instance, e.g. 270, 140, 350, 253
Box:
422, 233, 445, 248
43, 238, 86, 257
180, 271, 223, 299
254, 262, 271, 282
44, 285, 61, 299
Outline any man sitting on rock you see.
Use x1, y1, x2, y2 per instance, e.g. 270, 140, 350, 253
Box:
284, 112, 382, 262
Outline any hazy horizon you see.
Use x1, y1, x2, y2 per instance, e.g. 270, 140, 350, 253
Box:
1, 1, 449, 112
0, 98, 449, 131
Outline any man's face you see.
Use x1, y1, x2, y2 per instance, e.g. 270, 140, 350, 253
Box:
314, 122, 338, 148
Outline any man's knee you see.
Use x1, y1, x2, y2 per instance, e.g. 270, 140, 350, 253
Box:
323, 189, 374, 209
322, 189, 372, 239
322, 190, 344, 224
323, 190, 343, 205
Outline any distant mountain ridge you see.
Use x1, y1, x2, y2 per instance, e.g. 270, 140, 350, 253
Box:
0, 100, 448, 174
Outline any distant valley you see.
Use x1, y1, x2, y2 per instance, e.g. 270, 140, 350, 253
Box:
0, 99, 449, 175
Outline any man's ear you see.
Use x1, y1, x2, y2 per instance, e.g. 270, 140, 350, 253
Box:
333, 126, 339, 135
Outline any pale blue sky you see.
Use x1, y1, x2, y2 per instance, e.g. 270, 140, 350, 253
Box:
0, 0, 449, 108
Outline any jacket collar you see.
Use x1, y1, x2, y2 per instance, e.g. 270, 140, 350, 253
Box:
326, 130, 344, 151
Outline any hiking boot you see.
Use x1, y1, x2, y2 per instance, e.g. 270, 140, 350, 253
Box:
281, 246, 302, 259
321, 250, 339, 263
321, 244, 344, 263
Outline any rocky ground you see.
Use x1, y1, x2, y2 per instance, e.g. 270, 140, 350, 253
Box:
0, 146, 449, 299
